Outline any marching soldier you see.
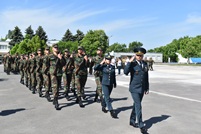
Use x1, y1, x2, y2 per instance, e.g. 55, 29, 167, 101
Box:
91, 47, 104, 103
18, 54, 25, 84
35, 49, 44, 97
5, 52, 12, 75
124, 47, 149, 133
49, 43, 66, 110
24, 54, 29, 88
73, 46, 88, 108
42, 46, 51, 102
30, 52, 37, 94
62, 49, 74, 100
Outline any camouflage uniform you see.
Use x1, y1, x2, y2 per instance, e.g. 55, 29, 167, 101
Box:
62, 49, 75, 99
30, 53, 37, 94
92, 54, 104, 101
18, 55, 25, 84
73, 46, 88, 107
35, 49, 44, 97
42, 47, 51, 101
5, 53, 12, 75
49, 43, 66, 110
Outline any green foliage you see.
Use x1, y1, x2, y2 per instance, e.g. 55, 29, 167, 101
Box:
74, 29, 84, 43
25, 25, 34, 39
10, 35, 46, 55
35, 26, 48, 42
106, 43, 128, 53
128, 41, 143, 52
62, 29, 74, 42
6, 30, 12, 39
9, 26, 24, 47
80, 30, 109, 56
58, 41, 79, 53
149, 35, 201, 62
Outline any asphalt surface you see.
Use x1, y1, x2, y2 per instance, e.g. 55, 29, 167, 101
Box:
0, 64, 201, 134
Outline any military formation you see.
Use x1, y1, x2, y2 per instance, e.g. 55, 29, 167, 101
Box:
2, 44, 108, 111
2, 45, 150, 133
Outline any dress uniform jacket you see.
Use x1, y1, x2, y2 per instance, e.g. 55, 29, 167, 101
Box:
94, 64, 116, 87
124, 60, 149, 93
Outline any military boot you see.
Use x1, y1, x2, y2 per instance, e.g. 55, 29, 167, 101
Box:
72, 89, 77, 97
32, 87, 36, 94
78, 96, 84, 108
65, 92, 70, 101
45, 92, 51, 102
53, 98, 60, 110
94, 93, 98, 102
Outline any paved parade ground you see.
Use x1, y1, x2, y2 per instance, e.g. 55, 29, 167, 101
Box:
0, 64, 201, 134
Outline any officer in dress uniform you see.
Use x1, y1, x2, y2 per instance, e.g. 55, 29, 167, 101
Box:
124, 47, 149, 133
94, 55, 117, 118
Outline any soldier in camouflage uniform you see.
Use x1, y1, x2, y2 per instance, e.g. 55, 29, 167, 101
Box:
5, 53, 12, 75
24, 55, 29, 88
91, 47, 104, 103
19, 54, 25, 84
14, 54, 20, 74
27, 54, 32, 90
42, 46, 51, 102
30, 53, 37, 94
73, 46, 88, 108
62, 49, 75, 100
3, 54, 7, 72
49, 44, 66, 110
35, 49, 44, 97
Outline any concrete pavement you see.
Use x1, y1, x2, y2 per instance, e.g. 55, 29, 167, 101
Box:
0, 64, 201, 134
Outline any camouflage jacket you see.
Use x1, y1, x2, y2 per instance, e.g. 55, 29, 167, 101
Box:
74, 54, 88, 76
42, 54, 50, 75
63, 55, 74, 74
49, 54, 66, 76
35, 55, 43, 74
18, 59, 24, 71
30, 57, 36, 73
92, 55, 104, 77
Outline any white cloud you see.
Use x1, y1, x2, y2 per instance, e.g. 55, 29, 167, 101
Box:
186, 13, 201, 24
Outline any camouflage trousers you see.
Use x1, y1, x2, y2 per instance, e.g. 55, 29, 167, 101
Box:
43, 73, 51, 93
75, 74, 87, 97
71, 72, 76, 90
36, 73, 43, 92
24, 71, 29, 86
50, 74, 58, 98
62, 73, 72, 93
20, 70, 24, 82
95, 76, 103, 97
31, 72, 36, 89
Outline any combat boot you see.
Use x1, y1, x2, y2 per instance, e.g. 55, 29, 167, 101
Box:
65, 93, 70, 101
72, 89, 77, 97
78, 96, 85, 108
32, 87, 36, 94
110, 110, 118, 119
94, 93, 98, 102
53, 98, 60, 110
45, 92, 51, 102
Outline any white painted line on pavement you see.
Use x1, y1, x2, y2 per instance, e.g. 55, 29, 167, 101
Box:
88, 77, 201, 103
150, 91, 201, 103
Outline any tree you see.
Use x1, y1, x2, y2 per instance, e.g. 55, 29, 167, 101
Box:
35, 26, 48, 42
9, 26, 24, 48
62, 29, 74, 42
128, 41, 143, 52
6, 30, 13, 39
106, 43, 127, 53
80, 30, 108, 56
74, 29, 84, 43
25, 25, 34, 39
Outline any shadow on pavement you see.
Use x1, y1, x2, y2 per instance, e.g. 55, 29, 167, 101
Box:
0, 78, 8, 82
0, 108, 26, 116
116, 105, 133, 115
144, 115, 171, 129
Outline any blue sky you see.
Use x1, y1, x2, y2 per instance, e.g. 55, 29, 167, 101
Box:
1, 0, 201, 49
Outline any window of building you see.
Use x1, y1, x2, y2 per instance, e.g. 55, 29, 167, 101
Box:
0, 45, 7, 49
